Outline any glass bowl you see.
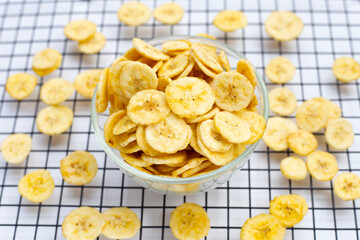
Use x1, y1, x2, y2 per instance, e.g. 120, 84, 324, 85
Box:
91, 35, 269, 195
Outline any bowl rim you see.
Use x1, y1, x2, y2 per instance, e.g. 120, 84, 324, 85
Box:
91, 35, 269, 184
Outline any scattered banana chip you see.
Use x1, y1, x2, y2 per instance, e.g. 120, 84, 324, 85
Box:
133, 38, 170, 61
36, 105, 73, 135
268, 87, 297, 116
158, 53, 189, 78
117, 1, 151, 26
334, 172, 360, 201
74, 69, 103, 98
213, 10, 247, 32
6, 73, 37, 100
325, 118, 354, 150
1, 133, 32, 164
196, 33, 217, 40
95, 68, 109, 113
237, 111, 266, 145
214, 111, 251, 143
78, 32, 106, 54
269, 194, 308, 227
236, 59, 257, 87
170, 203, 210, 240
62, 206, 105, 240
313, 97, 341, 126
32, 48, 62, 76
288, 129, 318, 156
40, 78, 74, 105
263, 117, 298, 151
265, 56, 295, 84
198, 119, 232, 152
332, 56, 360, 83
64, 20, 96, 41
280, 156, 307, 181
307, 151, 338, 181
240, 213, 286, 240
296, 98, 328, 132
18, 169, 54, 202
60, 151, 98, 185
154, 2, 184, 25
265, 11, 303, 41
185, 107, 220, 124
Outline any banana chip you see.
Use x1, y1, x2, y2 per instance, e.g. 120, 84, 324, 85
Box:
154, 2, 184, 25
158, 53, 189, 78
40, 78, 74, 105
268, 87, 297, 116
181, 161, 214, 178
288, 130, 318, 156
1, 133, 32, 164
185, 107, 220, 124
332, 56, 360, 83
64, 20, 96, 41
176, 57, 196, 80
313, 97, 341, 126
117, 1, 151, 26
189, 123, 205, 155
172, 157, 207, 176
307, 151, 338, 181
236, 111, 266, 145
265, 11, 303, 41
236, 59, 257, 87
296, 98, 328, 132
95, 68, 109, 113
325, 118, 354, 150
104, 110, 126, 149
6, 73, 37, 100
219, 50, 231, 72
334, 172, 360, 201
118, 132, 136, 147
121, 152, 152, 167
265, 56, 295, 84
280, 156, 307, 181
198, 119, 232, 152
136, 125, 164, 157
74, 69, 103, 98
36, 105, 73, 135
213, 10, 247, 32
157, 76, 172, 91
141, 151, 187, 165
32, 48, 62, 76
162, 40, 190, 53
78, 32, 106, 54
113, 114, 137, 135
263, 117, 298, 151
191, 43, 223, 73
124, 48, 143, 61
196, 33, 217, 40
18, 169, 54, 202
192, 53, 219, 78
133, 38, 170, 61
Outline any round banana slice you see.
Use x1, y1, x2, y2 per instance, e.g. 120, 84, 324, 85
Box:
117, 1, 151, 26
141, 151, 187, 165
1, 133, 32, 164
198, 119, 232, 152
262, 117, 298, 151
36, 105, 73, 135
145, 113, 190, 154
60, 151, 98, 185
191, 43, 223, 73
332, 56, 360, 83
104, 110, 126, 149
62, 207, 105, 240
157, 76, 172, 91
165, 77, 215, 118
124, 48, 143, 61
118, 132, 136, 147
158, 53, 189, 78
32, 48, 62, 76
127, 90, 170, 125
64, 20, 96, 41
133, 38, 170, 61
280, 156, 307, 181
18, 169, 55, 202
236, 111, 266, 145
101, 207, 140, 239
240, 213, 286, 240
268, 87, 297, 116
40, 78, 74, 105
172, 157, 208, 177
121, 152, 152, 167
78, 32, 106, 54
219, 50, 231, 72
154, 2, 184, 25
265, 56, 296, 84
213, 10, 247, 32
185, 107, 220, 124
170, 203, 210, 240
269, 194, 308, 227
236, 59, 257, 87
313, 97, 341, 127
211, 71, 254, 112
296, 98, 328, 132
265, 11, 303, 41
214, 111, 251, 144
325, 118, 354, 150
334, 172, 360, 201
196, 33, 217, 40
74, 69, 103, 98
307, 151, 338, 181
191, 53, 219, 79
113, 114, 137, 135
162, 40, 190, 53
96, 68, 109, 113
288, 130, 318, 156
118, 142, 141, 154
6, 73, 37, 100
136, 125, 164, 157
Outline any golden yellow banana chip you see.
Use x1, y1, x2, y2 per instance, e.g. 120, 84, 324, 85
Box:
40, 78, 74, 105
213, 10, 247, 32
101, 207, 140, 239
32, 48, 62, 76
325, 118, 354, 150
113, 114, 137, 135
6, 73, 37, 100
196, 33, 217, 40
268, 87, 297, 116
307, 151, 338, 181
18, 169, 54, 202
60, 151, 98, 185
185, 107, 220, 124
136, 125, 164, 157
62, 207, 105, 240
263, 117, 298, 151
313, 97, 341, 127
78, 32, 106, 54
36, 105, 73, 135
265, 56, 295, 84
236, 111, 266, 145
170, 203, 210, 240
189, 123, 205, 156
74, 69, 103, 98
117, 1, 151, 26
133, 38, 170, 61
162, 40, 190, 53
332, 56, 360, 83
95, 68, 109, 113
191, 43, 223, 73
265, 11, 303, 41
141, 151, 187, 165
181, 161, 213, 178
269, 194, 308, 227
158, 53, 189, 78
157, 76, 172, 91
198, 119, 232, 152
118, 131, 136, 148
280, 156, 307, 181
296, 98, 328, 132
191, 53, 219, 78
104, 110, 126, 149
64, 20, 96, 41
124, 48, 143, 61
1, 133, 32, 164
172, 157, 207, 177
121, 152, 152, 167
288, 129, 318, 156
236, 59, 257, 87
219, 50, 231, 72
154, 2, 184, 25
334, 172, 360, 201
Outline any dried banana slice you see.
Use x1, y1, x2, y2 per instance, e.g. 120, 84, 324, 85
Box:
213, 10, 247, 32
265, 11, 303, 41
265, 56, 296, 84
117, 141, 141, 154
181, 161, 213, 178
191, 43, 223, 73
157, 76, 172, 91
288, 130, 318, 156
236, 111, 266, 145
176, 56, 195, 79
165, 77, 215, 118
101, 207, 140, 239
198, 119, 232, 152
307, 151, 338, 181
211, 71, 254, 112
269, 194, 308, 227
191, 53, 219, 78
1, 133, 32, 164
280, 156, 307, 181
32, 48, 62, 76
214, 111, 251, 143
124, 48, 143, 61
219, 50, 231, 72
334, 172, 360, 201
121, 152, 152, 167
6, 73, 37, 100
196, 33, 217, 40
113, 114, 137, 135
325, 118, 354, 150
60, 151, 98, 185
133, 38, 170, 61
62, 207, 105, 240
268, 87, 297, 116
141, 151, 187, 165
170, 203, 210, 240
154, 2, 184, 25
119, 132, 136, 147
136, 125, 164, 157
240, 213, 286, 240
189, 124, 205, 155
74, 69, 103, 98
36, 105, 73, 135
185, 107, 220, 124
236, 59, 257, 87
117, 1, 151, 26
296, 98, 328, 132
262, 117, 298, 151
78, 32, 106, 54
313, 97, 341, 127
162, 40, 190, 53
40, 78, 74, 105
172, 157, 207, 176
158, 53, 189, 78
64, 20, 96, 41
332, 56, 360, 83
95, 68, 109, 113
18, 169, 54, 202
104, 110, 126, 149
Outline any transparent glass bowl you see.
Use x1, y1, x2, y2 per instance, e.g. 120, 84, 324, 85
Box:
91, 36, 269, 195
